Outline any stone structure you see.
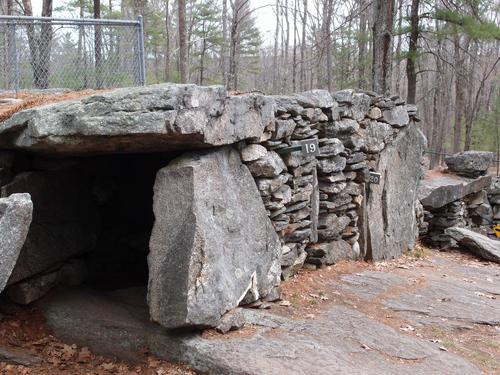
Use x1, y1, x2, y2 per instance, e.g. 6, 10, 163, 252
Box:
417, 151, 498, 251
0, 84, 424, 329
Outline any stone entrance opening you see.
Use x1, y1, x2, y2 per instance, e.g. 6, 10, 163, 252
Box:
81, 153, 173, 291
2, 152, 178, 305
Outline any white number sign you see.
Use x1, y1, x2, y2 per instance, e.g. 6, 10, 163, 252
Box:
300, 139, 320, 156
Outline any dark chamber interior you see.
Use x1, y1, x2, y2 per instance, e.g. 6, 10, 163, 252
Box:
14, 152, 178, 294
80, 153, 173, 291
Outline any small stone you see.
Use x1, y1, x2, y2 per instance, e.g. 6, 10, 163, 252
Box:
240, 144, 268, 162
247, 151, 286, 177
382, 105, 410, 127
317, 156, 346, 174
216, 309, 246, 334
273, 119, 296, 140
367, 107, 382, 120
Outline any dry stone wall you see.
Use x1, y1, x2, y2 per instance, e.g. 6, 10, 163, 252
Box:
241, 89, 423, 278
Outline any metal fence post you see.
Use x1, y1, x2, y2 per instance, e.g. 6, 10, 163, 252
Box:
137, 15, 146, 86
8, 21, 20, 94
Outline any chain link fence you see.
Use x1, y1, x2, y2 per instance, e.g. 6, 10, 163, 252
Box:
0, 15, 146, 92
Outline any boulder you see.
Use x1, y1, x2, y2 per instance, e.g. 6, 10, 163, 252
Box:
0, 194, 33, 293
360, 123, 426, 260
148, 147, 281, 329
2, 171, 100, 284
418, 175, 492, 209
445, 227, 500, 263
445, 151, 494, 178
0, 84, 273, 155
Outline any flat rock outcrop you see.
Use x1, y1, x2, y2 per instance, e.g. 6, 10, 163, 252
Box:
148, 147, 281, 329
0, 193, 33, 293
0, 84, 273, 154
445, 227, 500, 263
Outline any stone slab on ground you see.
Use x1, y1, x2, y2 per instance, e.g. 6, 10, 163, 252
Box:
38, 249, 500, 375
41, 287, 480, 375
336, 253, 500, 329
418, 174, 492, 209
0, 84, 273, 155
148, 147, 281, 329
445, 227, 500, 263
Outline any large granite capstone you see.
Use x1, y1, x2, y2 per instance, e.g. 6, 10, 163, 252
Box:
0, 193, 33, 293
148, 147, 281, 329
0, 85, 274, 154
418, 174, 492, 209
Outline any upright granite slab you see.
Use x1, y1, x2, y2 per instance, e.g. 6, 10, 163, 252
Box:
361, 123, 426, 260
148, 147, 281, 329
0, 193, 33, 293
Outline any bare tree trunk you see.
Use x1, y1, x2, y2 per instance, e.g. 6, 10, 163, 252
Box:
222, 0, 228, 86
292, 0, 298, 92
406, 0, 419, 104
94, 0, 102, 88
372, 0, 394, 94
199, 22, 206, 85
283, 0, 290, 92
272, 0, 280, 93
394, 0, 403, 94
164, 0, 170, 81
299, 0, 307, 91
452, 35, 464, 153
429, 32, 443, 169
178, 0, 188, 83
357, 0, 367, 89
324, 0, 333, 92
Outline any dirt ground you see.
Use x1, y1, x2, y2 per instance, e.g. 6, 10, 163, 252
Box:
0, 305, 194, 375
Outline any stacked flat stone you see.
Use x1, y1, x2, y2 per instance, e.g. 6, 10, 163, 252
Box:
426, 200, 467, 247
241, 92, 333, 279
487, 177, 500, 222
465, 190, 493, 227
